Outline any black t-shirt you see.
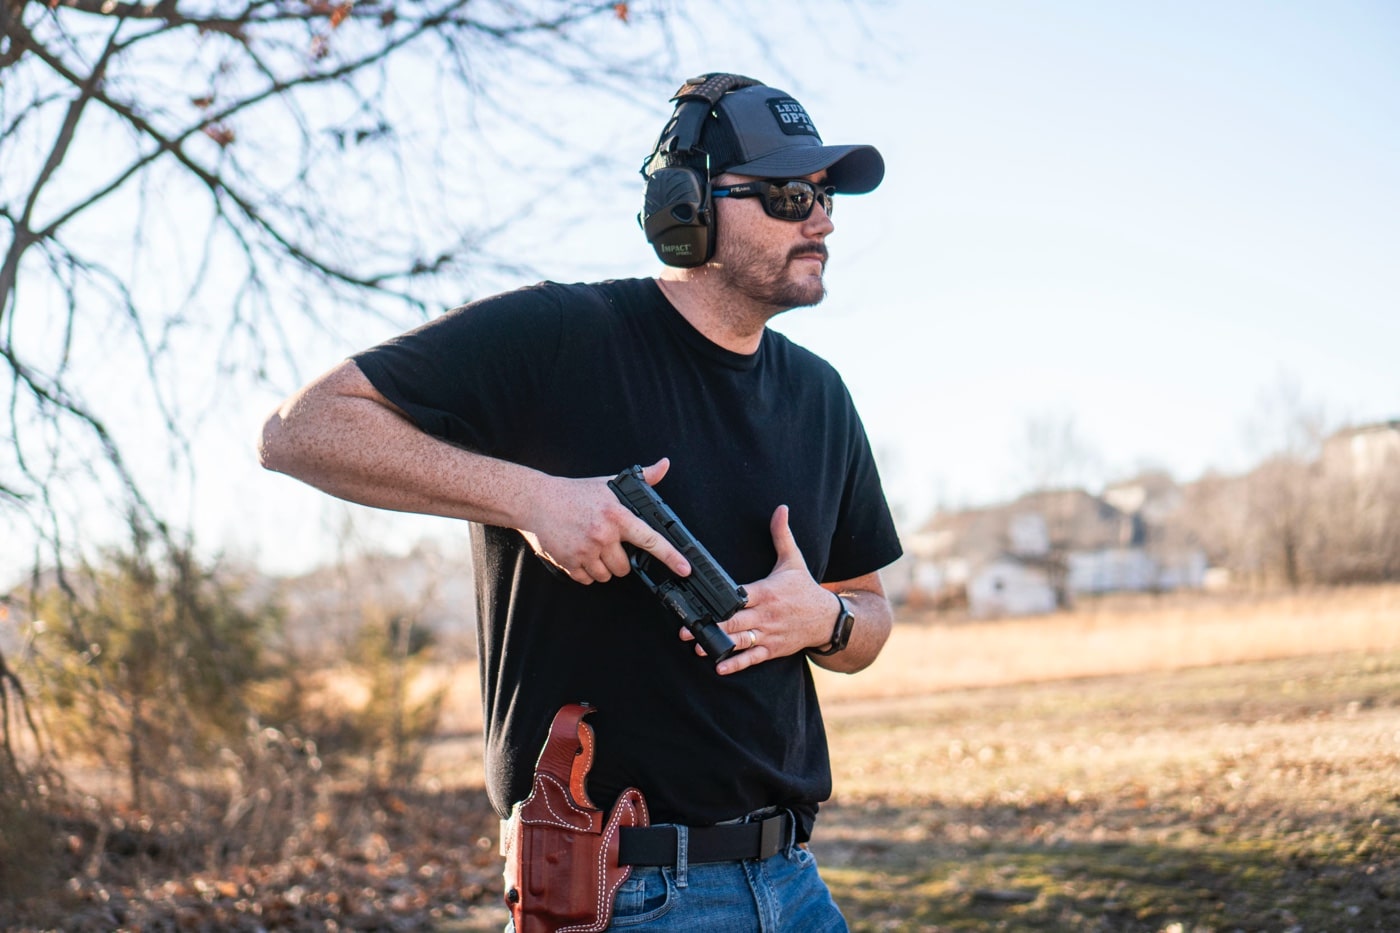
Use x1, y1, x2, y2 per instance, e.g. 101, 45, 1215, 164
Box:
353, 277, 902, 840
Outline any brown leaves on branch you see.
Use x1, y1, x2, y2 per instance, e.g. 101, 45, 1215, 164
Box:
202, 123, 236, 147
306, 0, 353, 25
305, 1, 353, 59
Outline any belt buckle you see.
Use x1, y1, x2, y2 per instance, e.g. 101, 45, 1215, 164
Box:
757, 812, 785, 858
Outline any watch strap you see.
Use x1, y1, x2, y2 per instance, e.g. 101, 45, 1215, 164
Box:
808, 592, 853, 657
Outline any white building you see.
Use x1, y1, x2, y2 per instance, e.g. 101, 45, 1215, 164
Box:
908, 477, 1208, 617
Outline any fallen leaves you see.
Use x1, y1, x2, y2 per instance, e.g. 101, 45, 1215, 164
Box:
4, 788, 505, 932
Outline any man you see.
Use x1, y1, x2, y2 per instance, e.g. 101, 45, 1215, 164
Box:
259, 73, 902, 931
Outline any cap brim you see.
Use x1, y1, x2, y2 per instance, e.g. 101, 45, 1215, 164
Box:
724, 144, 885, 194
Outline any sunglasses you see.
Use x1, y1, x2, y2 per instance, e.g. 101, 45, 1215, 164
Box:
711, 179, 836, 222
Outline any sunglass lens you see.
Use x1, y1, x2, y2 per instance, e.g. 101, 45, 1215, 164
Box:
768, 182, 814, 221
765, 182, 833, 221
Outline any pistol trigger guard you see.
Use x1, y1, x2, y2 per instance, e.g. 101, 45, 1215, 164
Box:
629, 553, 659, 590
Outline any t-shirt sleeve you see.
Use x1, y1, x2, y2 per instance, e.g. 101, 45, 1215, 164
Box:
351, 284, 566, 457
823, 389, 904, 584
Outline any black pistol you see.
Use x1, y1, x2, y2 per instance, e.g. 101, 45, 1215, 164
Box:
608, 465, 748, 664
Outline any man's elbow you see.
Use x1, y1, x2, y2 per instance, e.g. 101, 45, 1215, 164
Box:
256, 409, 297, 475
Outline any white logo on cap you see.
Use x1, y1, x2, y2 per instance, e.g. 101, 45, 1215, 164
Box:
767, 98, 819, 138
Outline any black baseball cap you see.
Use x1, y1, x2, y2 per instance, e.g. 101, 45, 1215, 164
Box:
700, 83, 885, 194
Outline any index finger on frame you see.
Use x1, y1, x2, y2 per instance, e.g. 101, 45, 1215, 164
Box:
623, 512, 691, 578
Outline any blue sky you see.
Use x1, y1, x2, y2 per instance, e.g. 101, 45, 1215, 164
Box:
10, 1, 1396, 577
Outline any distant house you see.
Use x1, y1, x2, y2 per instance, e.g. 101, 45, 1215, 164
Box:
1066, 547, 1157, 594
907, 475, 1208, 617
1066, 546, 1207, 594
965, 556, 1056, 618
1322, 420, 1400, 480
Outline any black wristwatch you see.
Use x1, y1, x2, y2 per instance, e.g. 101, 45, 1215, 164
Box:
808, 593, 854, 656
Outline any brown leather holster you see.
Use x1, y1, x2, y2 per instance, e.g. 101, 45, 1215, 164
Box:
500, 703, 649, 933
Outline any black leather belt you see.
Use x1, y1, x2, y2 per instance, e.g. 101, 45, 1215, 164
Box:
617, 812, 790, 866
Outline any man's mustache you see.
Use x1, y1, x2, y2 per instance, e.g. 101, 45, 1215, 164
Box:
788, 246, 828, 264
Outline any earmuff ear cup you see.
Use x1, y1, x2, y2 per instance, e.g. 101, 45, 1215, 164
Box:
640, 166, 713, 268
640, 74, 762, 267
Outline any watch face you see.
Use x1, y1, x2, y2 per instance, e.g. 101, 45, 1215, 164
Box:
832, 598, 854, 650
828, 607, 851, 644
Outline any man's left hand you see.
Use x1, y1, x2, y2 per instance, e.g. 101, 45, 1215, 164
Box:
681, 505, 834, 675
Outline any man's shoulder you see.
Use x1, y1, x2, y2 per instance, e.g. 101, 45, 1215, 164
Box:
521, 277, 656, 308
761, 327, 844, 383
429, 279, 655, 344
447, 276, 650, 310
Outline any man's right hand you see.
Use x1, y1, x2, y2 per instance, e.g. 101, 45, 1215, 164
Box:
520, 458, 691, 585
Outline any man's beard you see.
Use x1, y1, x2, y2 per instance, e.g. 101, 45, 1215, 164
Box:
718, 243, 829, 312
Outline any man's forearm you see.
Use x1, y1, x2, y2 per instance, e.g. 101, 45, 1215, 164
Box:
257, 360, 542, 528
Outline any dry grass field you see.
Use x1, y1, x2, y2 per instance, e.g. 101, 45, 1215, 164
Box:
811, 584, 1400, 703
423, 584, 1400, 932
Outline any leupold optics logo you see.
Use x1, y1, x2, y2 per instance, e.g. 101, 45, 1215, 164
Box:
768, 98, 819, 138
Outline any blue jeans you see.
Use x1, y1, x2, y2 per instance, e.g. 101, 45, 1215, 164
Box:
608, 838, 848, 932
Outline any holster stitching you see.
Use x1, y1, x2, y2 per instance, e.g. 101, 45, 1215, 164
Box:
516, 772, 595, 831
